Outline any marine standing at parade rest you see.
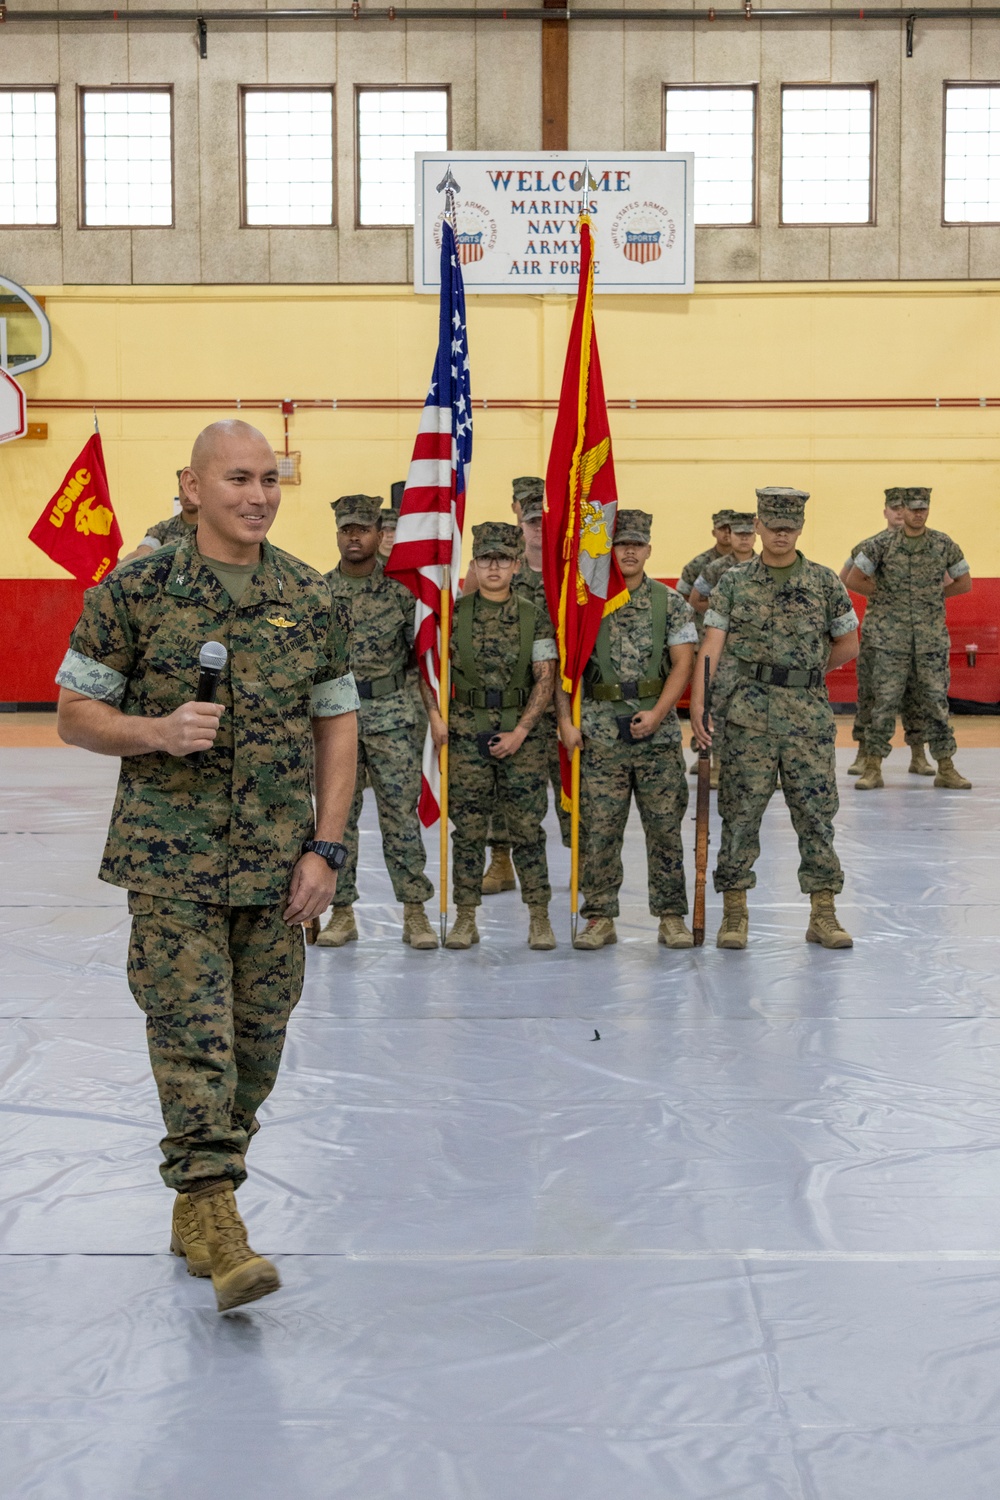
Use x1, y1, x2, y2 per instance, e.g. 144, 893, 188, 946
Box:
117, 471, 199, 567
316, 494, 439, 950
845, 487, 972, 791
678, 509, 735, 765
687, 510, 759, 789
55, 421, 359, 1312
557, 509, 698, 951
423, 521, 559, 951
691, 487, 859, 951
840, 494, 934, 778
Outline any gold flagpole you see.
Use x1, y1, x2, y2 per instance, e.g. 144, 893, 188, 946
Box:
570, 682, 582, 943
438, 566, 451, 944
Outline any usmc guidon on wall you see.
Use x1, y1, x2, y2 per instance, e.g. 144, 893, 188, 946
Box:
415, 152, 695, 296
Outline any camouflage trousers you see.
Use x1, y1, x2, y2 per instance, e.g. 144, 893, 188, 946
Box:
579, 735, 690, 919
867, 647, 955, 762
489, 709, 571, 850
449, 730, 551, 908
334, 725, 434, 908
715, 723, 844, 894
853, 640, 926, 750
127, 893, 304, 1193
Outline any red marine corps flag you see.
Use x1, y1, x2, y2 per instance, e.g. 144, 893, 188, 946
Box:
29, 432, 121, 586
542, 204, 628, 926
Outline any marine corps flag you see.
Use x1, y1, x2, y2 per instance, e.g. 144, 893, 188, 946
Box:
29, 433, 121, 586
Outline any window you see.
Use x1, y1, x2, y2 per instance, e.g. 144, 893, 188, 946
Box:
241, 88, 334, 227
944, 84, 1000, 223
80, 88, 172, 227
356, 87, 449, 226
664, 86, 756, 226
0, 89, 57, 227
781, 85, 875, 225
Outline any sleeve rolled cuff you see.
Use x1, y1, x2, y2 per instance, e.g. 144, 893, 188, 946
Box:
830, 609, 860, 639
668, 624, 699, 647
950, 558, 971, 578
138, 536, 161, 551
703, 608, 730, 632
852, 551, 875, 577
532, 638, 559, 662
692, 575, 710, 597
310, 671, 360, 717
675, 577, 692, 596
55, 649, 127, 706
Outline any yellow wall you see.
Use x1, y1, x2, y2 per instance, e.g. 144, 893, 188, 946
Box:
4, 280, 999, 581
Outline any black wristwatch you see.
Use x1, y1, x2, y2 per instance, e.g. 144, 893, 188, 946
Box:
303, 839, 348, 871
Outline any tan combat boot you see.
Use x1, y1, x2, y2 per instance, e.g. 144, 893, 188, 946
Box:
573, 916, 617, 950
482, 846, 516, 895
908, 744, 935, 776
315, 906, 358, 947
934, 756, 972, 790
716, 890, 748, 949
847, 743, 866, 775
402, 902, 438, 950
709, 752, 721, 791
444, 905, 480, 949
189, 1182, 281, 1313
528, 906, 557, 950
805, 891, 853, 949
658, 915, 694, 949
854, 756, 884, 791
170, 1192, 211, 1278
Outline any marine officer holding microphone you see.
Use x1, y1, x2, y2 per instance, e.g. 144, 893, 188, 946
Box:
56, 421, 359, 1314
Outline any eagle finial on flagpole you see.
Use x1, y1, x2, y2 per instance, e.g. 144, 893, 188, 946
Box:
436, 165, 461, 231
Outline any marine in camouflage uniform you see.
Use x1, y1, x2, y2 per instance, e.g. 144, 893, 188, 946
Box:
433, 521, 559, 951
677, 509, 735, 760
56, 421, 359, 1312
379, 504, 431, 763
562, 509, 699, 951
846, 487, 972, 790
317, 494, 437, 949
688, 510, 758, 789
693, 487, 859, 950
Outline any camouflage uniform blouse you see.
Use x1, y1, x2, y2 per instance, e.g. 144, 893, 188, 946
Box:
676, 544, 725, 599
582, 577, 698, 747
851, 527, 969, 654
56, 532, 359, 906
450, 592, 557, 737
705, 553, 857, 739
693, 550, 747, 599
325, 559, 417, 734
513, 560, 552, 623
140, 512, 197, 550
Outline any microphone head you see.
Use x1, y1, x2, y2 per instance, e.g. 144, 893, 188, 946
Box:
199, 640, 228, 671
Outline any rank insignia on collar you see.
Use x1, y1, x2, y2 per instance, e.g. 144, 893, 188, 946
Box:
267, 615, 298, 628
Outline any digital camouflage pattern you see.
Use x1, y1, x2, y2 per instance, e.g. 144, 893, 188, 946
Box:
705, 552, 857, 893
852, 526, 968, 654
849, 530, 926, 750
755, 486, 809, 528
471, 521, 524, 560
127, 892, 304, 1192
325, 558, 432, 905
57, 530, 358, 905
867, 648, 955, 760
333, 493, 383, 527
677, 542, 726, 600
614, 508, 652, 544
885, 486, 932, 509
695, 551, 754, 743
581, 577, 697, 746
449, 592, 556, 737
512, 475, 544, 505
514, 559, 569, 846
143, 512, 197, 547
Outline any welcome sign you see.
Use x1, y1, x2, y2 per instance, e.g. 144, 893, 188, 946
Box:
414, 152, 694, 296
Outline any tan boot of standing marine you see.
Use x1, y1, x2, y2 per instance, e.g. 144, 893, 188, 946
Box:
482, 846, 516, 895
402, 902, 438, 949
716, 890, 748, 949
846, 742, 867, 775
444, 905, 480, 949
658, 915, 694, 949
170, 1192, 211, 1278
315, 906, 358, 946
189, 1182, 281, 1312
805, 891, 854, 949
908, 744, 935, 776
528, 906, 557, 950
573, 917, 617, 950
933, 756, 972, 789
854, 756, 884, 790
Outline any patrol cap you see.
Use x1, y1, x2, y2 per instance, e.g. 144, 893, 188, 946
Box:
712, 508, 736, 528
728, 510, 757, 534
379, 507, 398, 531
520, 495, 544, 523
755, 487, 809, 527
885, 486, 931, 510
332, 493, 383, 527
472, 521, 524, 560
512, 476, 544, 505
614, 508, 653, 544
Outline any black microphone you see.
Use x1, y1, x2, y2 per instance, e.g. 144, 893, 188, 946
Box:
188, 639, 228, 765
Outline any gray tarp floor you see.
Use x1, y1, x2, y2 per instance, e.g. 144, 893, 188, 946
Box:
3, 744, 1000, 1500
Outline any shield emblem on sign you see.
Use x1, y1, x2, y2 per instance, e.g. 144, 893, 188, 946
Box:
456, 232, 484, 264
624, 231, 662, 264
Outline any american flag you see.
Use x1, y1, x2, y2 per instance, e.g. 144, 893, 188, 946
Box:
385, 217, 472, 825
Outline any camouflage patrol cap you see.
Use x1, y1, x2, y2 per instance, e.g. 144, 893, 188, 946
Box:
755, 487, 809, 527
728, 510, 757, 534
520, 495, 544, 523
472, 521, 524, 560
379, 507, 399, 531
512, 476, 545, 505
332, 493, 383, 527
614, 508, 653, 544
712, 508, 736, 528
885, 486, 931, 510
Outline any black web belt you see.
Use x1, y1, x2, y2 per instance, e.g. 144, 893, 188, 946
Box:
354, 668, 407, 700
453, 685, 529, 710
738, 661, 824, 689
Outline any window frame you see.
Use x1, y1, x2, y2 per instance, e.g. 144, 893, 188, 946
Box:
238, 83, 337, 230
941, 80, 1000, 227
77, 83, 175, 231
661, 82, 759, 229
0, 84, 60, 231
778, 81, 877, 229
354, 83, 451, 230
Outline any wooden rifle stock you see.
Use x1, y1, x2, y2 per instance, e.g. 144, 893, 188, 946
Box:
692, 655, 712, 947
